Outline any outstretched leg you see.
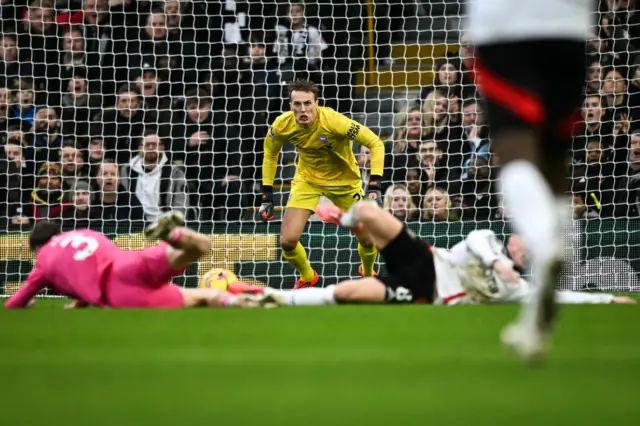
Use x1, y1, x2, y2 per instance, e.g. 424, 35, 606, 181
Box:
316, 201, 403, 251
142, 212, 277, 309
145, 211, 212, 271
274, 277, 388, 306
179, 288, 265, 308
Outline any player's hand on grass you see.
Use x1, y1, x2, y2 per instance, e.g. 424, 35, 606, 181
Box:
259, 186, 275, 221
612, 296, 636, 304
493, 260, 520, 284
365, 176, 383, 205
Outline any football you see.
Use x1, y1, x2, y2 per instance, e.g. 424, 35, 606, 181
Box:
199, 268, 239, 290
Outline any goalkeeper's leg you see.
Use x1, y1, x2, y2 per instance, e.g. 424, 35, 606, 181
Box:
280, 207, 318, 289
104, 211, 273, 309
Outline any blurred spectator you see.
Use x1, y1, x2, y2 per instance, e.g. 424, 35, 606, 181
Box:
171, 88, 242, 222
60, 142, 88, 195
29, 106, 64, 164
239, 37, 282, 179
10, 77, 37, 125
572, 192, 599, 219
406, 166, 425, 209
0, 86, 19, 136
422, 187, 458, 222
383, 184, 419, 222
120, 131, 190, 223
80, 0, 126, 102
423, 89, 464, 189
420, 58, 463, 102
60, 180, 98, 229
86, 130, 106, 177
572, 139, 614, 217
608, 129, 640, 218
458, 156, 497, 221
601, 67, 637, 123
130, 58, 171, 126
0, 33, 20, 88
0, 140, 34, 224
163, 0, 208, 89
416, 141, 441, 189
460, 100, 490, 180
18, 0, 60, 100
585, 58, 605, 94
59, 26, 99, 82
92, 161, 144, 230
60, 68, 100, 138
96, 84, 151, 164
385, 104, 425, 183
13, 161, 69, 226
204, 43, 243, 119
273, 1, 327, 82
132, 6, 198, 98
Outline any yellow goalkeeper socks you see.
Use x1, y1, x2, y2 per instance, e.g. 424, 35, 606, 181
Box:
283, 242, 315, 282
358, 243, 378, 277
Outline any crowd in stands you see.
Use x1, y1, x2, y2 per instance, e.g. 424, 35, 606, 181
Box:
0, 0, 639, 233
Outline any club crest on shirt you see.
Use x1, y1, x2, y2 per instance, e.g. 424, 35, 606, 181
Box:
319, 135, 328, 144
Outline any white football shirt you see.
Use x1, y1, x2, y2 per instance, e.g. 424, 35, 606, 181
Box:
467, 0, 595, 45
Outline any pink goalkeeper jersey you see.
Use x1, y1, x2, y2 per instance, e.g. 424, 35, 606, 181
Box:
5, 230, 120, 309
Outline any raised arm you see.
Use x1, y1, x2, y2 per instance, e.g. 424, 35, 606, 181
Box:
5, 265, 48, 309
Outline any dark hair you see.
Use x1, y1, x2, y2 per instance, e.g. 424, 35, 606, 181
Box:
185, 87, 212, 108
140, 128, 163, 146
63, 25, 83, 36
288, 80, 319, 100
117, 83, 141, 97
29, 221, 60, 251
0, 31, 17, 42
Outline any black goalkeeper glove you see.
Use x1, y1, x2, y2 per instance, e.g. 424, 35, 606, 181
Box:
259, 186, 275, 221
365, 176, 383, 206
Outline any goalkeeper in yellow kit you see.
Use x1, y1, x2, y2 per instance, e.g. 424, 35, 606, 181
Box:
259, 80, 385, 289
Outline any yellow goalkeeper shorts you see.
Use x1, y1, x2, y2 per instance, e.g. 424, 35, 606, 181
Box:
286, 179, 365, 212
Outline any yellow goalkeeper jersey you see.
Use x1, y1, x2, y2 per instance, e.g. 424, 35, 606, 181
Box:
263, 106, 385, 188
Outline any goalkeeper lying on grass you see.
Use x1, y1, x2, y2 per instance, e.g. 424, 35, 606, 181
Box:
5, 213, 279, 310
268, 201, 635, 307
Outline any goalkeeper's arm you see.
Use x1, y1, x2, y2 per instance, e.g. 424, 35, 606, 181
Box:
259, 127, 284, 221
352, 124, 385, 203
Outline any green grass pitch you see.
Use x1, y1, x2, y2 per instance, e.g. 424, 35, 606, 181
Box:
1, 300, 639, 426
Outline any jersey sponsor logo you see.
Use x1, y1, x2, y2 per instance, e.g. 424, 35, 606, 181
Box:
346, 122, 361, 140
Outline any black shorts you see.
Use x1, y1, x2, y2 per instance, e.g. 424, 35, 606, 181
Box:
378, 227, 437, 304
475, 40, 586, 149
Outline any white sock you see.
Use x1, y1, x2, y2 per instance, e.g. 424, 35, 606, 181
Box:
500, 161, 564, 326
278, 286, 337, 306
499, 161, 561, 265
340, 203, 361, 228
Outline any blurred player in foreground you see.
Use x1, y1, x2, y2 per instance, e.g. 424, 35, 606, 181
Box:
468, 0, 593, 359
259, 80, 385, 288
5, 213, 275, 309
270, 201, 635, 307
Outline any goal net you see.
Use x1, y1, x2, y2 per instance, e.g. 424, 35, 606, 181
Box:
1, 0, 639, 296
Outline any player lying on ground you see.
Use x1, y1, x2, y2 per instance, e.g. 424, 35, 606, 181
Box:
259, 80, 385, 289
4, 213, 278, 309
268, 201, 635, 307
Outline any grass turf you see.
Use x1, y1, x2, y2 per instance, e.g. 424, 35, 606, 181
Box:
0, 300, 639, 426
